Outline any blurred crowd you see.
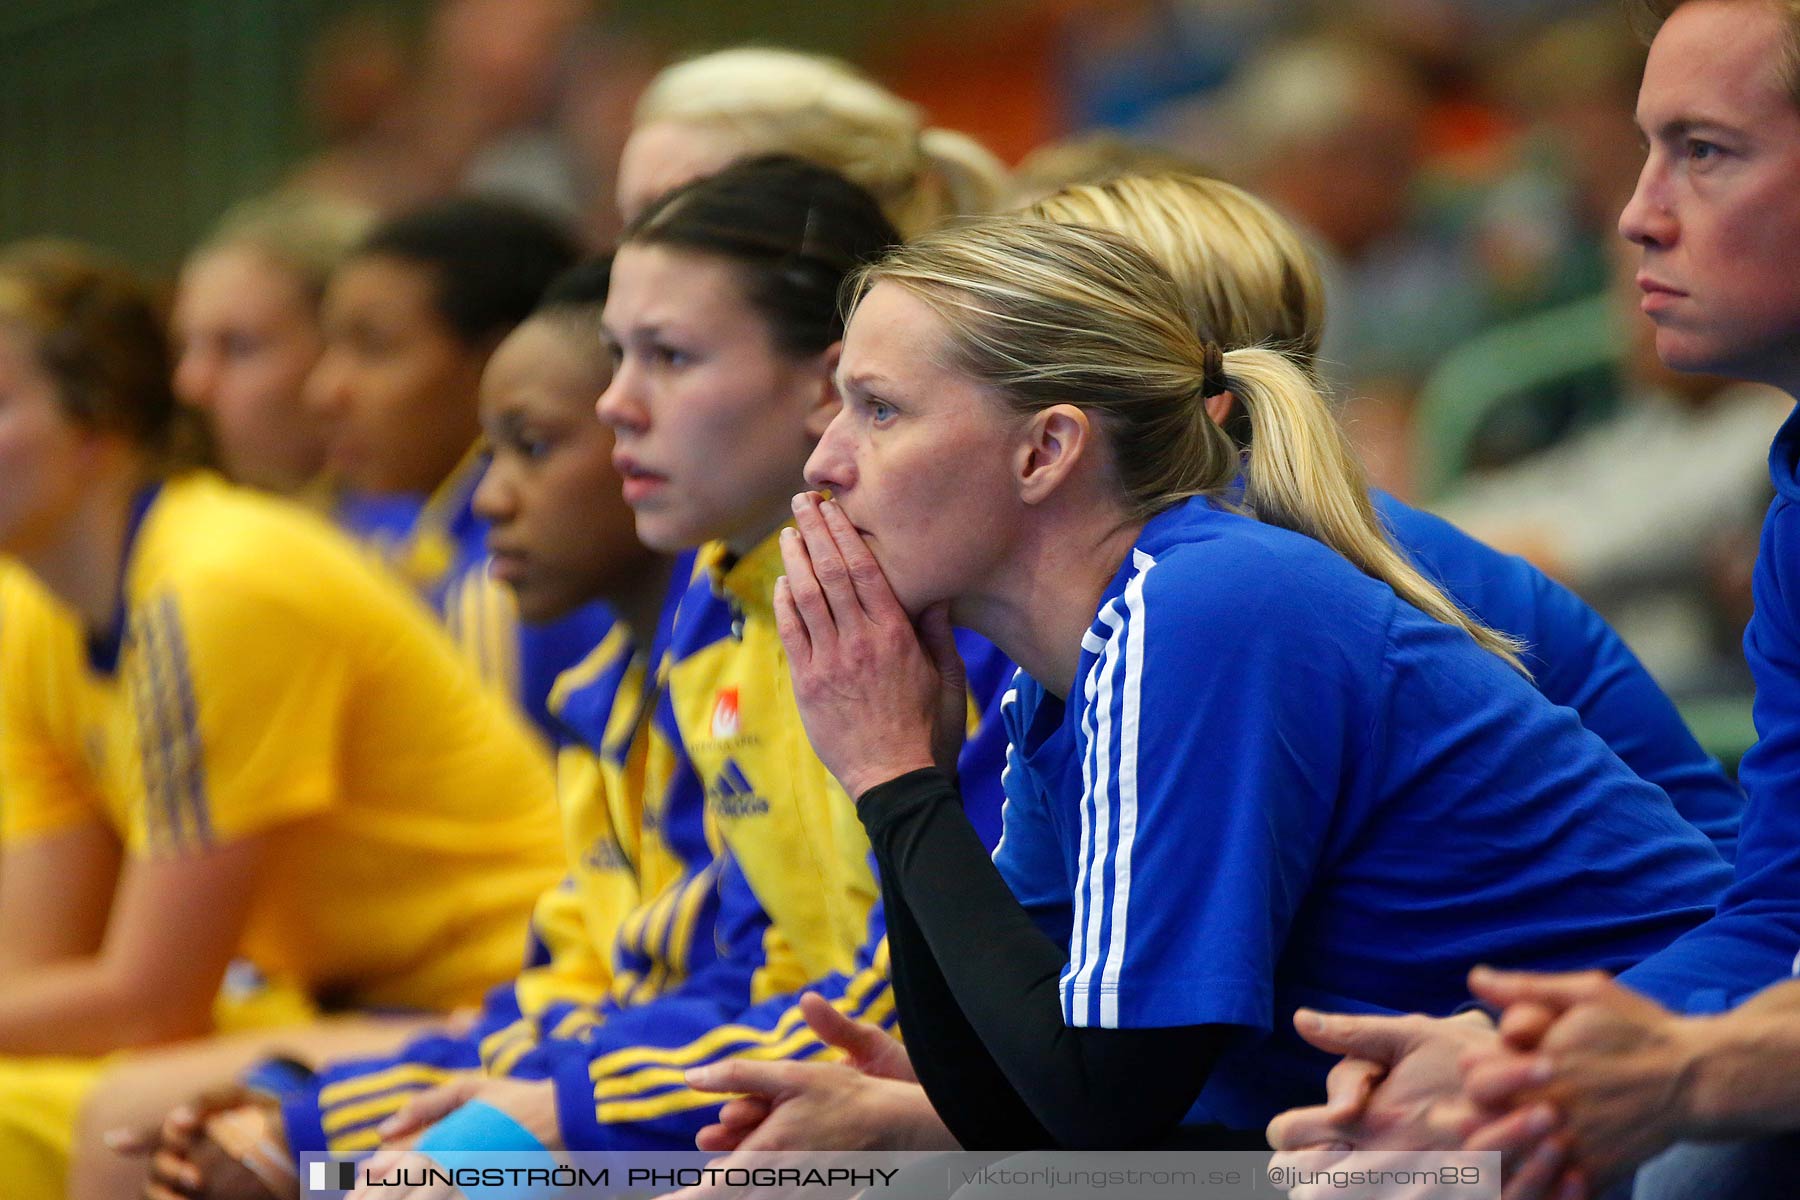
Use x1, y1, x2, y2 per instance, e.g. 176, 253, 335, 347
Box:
216, 0, 1786, 705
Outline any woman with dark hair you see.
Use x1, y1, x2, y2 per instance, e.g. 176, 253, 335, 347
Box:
138, 159, 1014, 1194
308, 196, 599, 737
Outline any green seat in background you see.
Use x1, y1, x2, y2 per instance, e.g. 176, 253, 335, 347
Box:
1412, 292, 1625, 501
1679, 695, 1759, 780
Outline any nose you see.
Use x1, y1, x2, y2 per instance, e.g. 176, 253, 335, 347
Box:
803, 409, 856, 494
1618, 151, 1675, 249
471, 455, 516, 524
302, 352, 350, 419
172, 346, 217, 410
595, 361, 649, 433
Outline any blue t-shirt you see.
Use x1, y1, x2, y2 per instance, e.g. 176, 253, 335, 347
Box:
1377, 492, 1743, 862
1620, 405, 1800, 1012
992, 497, 1728, 1129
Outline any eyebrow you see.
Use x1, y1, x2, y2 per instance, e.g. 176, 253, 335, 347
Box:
599, 318, 674, 343
1639, 115, 1746, 141
837, 369, 901, 395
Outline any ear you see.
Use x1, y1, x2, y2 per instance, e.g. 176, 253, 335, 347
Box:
802, 341, 843, 441
1203, 389, 1237, 427
1014, 403, 1094, 506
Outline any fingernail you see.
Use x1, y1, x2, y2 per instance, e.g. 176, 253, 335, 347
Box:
791, 493, 807, 510
1294, 1009, 1323, 1034
102, 1128, 134, 1150
686, 1067, 718, 1088
1529, 1056, 1555, 1084
1525, 1104, 1558, 1135
780, 527, 797, 542
376, 1116, 402, 1137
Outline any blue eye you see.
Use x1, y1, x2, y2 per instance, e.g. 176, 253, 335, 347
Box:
653, 344, 692, 368
870, 400, 895, 424
1686, 138, 1722, 163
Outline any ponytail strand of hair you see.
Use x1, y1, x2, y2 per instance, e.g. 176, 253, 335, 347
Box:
1222, 346, 1528, 673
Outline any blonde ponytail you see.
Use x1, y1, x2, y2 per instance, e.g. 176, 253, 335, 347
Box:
1223, 347, 1526, 671
859, 216, 1526, 673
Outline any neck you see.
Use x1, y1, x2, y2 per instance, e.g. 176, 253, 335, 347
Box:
611, 553, 680, 647
725, 495, 801, 560
956, 499, 1143, 701
19, 466, 147, 635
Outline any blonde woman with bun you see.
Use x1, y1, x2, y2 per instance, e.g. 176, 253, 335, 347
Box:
615, 45, 1006, 233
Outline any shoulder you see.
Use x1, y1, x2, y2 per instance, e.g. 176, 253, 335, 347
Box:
669, 546, 736, 656
0, 567, 81, 683
1755, 494, 1800, 601
134, 475, 408, 628
548, 624, 639, 750
1124, 507, 1394, 658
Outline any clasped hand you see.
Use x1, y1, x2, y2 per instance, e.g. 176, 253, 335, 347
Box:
774, 492, 966, 800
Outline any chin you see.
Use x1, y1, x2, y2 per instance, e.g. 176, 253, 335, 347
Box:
632, 515, 694, 555
890, 578, 947, 622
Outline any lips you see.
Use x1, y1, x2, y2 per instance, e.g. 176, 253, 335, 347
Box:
1636, 274, 1686, 317
487, 550, 528, 585
613, 451, 669, 505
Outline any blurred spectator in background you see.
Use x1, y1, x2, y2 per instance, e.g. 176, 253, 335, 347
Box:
1054, 0, 1281, 132
1474, 10, 1648, 319
283, 0, 652, 245
1228, 35, 1485, 398
283, 7, 419, 213
616, 46, 1007, 232
171, 192, 372, 498
1436, 246, 1787, 698
1005, 132, 1207, 207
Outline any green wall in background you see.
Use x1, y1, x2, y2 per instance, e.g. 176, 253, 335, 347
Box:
0, 0, 1000, 275
0, 1, 349, 274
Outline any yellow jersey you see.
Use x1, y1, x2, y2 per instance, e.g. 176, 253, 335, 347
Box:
0, 473, 563, 1012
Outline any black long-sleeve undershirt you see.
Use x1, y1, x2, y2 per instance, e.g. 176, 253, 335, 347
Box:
857, 767, 1231, 1150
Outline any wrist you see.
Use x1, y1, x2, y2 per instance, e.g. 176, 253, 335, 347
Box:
853, 765, 960, 846
1673, 1013, 1746, 1136
1677, 1011, 1794, 1138
843, 759, 941, 804
881, 1081, 960, 1152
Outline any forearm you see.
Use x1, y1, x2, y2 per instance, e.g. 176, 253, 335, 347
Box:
0, 958, 212, 1053
1680, 980, 1800, 1138
860, 769, 1220, 1149
877, 830, 1057, 1150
